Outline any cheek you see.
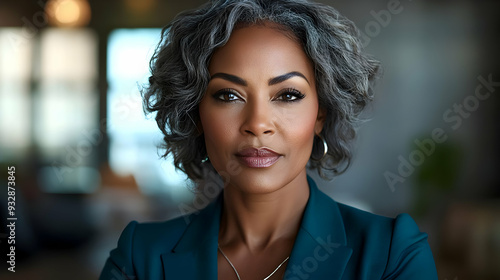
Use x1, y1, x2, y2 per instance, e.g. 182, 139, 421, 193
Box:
199, 102, 238, 164
200, 105, 222, 147
279, 103, 319, 157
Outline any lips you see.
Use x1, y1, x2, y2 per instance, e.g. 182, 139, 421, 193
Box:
236, 148, 282, 168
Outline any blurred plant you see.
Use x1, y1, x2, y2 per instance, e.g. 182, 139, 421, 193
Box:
412, 138, 462, 217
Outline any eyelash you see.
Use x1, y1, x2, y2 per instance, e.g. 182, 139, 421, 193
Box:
276, 88, 306, 102
212, 88, 241, 103
212, 88, 305, 103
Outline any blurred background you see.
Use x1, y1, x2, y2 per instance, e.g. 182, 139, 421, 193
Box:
0, 0, 499, 279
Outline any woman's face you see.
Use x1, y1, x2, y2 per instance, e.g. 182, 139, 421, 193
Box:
199, 24, 325, 194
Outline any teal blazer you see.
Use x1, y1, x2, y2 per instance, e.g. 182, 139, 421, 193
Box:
100, 177, 438, 279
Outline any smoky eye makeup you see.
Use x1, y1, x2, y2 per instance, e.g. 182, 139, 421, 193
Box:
211, 88, 243, 102
210, 87, 306, 103
274, 88, 306, 102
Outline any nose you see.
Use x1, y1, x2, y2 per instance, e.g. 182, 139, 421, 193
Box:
240, 98, 275, 136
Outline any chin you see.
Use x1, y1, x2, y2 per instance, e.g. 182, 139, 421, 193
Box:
224, 167, 300, 195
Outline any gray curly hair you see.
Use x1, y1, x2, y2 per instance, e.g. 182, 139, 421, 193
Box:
142, 0, 380, 181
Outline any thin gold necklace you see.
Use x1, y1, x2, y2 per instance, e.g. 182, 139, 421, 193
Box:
217, 244, 290, 280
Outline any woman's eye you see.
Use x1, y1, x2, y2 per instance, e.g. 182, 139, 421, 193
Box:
276, 88, 305, 102
213, 89, 241, 102
280, 93, 298, 101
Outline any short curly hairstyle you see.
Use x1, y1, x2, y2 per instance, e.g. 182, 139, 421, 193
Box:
142, 0, 380, 181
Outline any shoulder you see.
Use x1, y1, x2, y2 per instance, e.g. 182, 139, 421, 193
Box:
133, 214, 191, 239
337, 202, 394, 234
336, 203, 438, 279
337, 202, 430, 253
99, 213, 195, 280
118, 212, 197, 254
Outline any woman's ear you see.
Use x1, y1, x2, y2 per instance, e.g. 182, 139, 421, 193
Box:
314, 107, 326, 135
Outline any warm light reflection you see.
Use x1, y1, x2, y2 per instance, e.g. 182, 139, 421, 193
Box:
124, 0, 156, 14
55, 0, 81, 24
46, 0, 91, 27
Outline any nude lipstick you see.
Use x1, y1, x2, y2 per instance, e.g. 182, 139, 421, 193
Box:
236, 148, 282, 168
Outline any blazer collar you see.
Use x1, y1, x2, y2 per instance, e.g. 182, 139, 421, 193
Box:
161, 176, 352, 280
161, 193, 222, 279
283, 176, 352, 280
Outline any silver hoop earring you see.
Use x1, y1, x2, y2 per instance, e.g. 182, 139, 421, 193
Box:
312, 134, 328, 161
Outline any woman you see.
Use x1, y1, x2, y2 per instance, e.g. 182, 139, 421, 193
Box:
100, 0, 438, 279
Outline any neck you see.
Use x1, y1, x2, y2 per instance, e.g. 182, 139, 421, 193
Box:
219, 170, 310, 252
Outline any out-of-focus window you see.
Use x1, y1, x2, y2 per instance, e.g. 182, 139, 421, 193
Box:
107, 29, 189, 197
0, 27, 101, 193
36, 28, 98, 154
0, 28, 33, 159
36, 28, 100, 193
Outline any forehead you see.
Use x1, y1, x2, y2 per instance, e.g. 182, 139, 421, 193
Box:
208, 24, 315, 84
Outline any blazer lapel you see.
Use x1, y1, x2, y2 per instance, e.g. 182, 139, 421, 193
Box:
284, 177, 353, 280
160, 176, 351, 280
161, 195, 222, 280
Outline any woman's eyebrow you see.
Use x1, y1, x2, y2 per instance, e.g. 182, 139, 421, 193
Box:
210, 73, 247, 86
268, 71, 310, 85
210, 71, 310, 86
